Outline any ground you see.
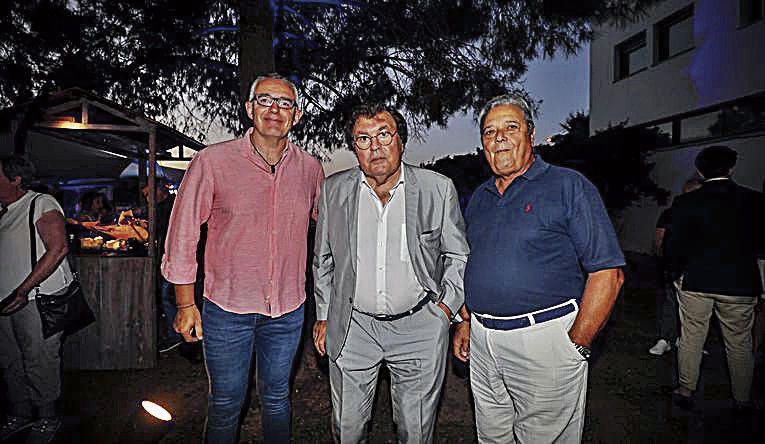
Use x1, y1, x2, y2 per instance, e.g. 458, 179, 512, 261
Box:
5, 254, 765, 443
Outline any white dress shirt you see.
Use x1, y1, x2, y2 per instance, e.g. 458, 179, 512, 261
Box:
354, 168, 425, 315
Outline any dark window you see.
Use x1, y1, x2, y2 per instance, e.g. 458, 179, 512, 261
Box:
655, 5, 694, 63
740, 0, 765, 25
680, 111, 723, 142
614, 31, 648, 80
720, 95, 765, 134
645, 122, 674, 146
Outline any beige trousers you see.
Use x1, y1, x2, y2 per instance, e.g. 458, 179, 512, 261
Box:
676, 282, 756, 402
469, 310, 588, 444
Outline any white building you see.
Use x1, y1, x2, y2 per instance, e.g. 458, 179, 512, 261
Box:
590, 0, 765, 252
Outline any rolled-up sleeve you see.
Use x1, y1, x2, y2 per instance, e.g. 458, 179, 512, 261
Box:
161, 152, 214, 284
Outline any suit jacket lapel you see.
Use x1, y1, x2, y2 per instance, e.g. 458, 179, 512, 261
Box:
341, 171, 360, 274
404, 164, 420, 263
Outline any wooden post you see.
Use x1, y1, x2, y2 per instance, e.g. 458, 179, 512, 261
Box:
147, 127, 157, 261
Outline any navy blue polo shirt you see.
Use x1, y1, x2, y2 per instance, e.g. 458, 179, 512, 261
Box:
464, 157, 625, 316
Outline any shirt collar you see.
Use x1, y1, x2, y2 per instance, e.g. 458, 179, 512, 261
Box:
239, 127, 293, 165
6, 190, 32, 212
358, 164, 406, 194
522, 155, 549, 181
479, 155, 550, 195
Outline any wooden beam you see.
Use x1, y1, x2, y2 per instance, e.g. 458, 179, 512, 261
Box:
43, 99, 83, 116
85, 99, 150, 130
33, 129, 138, 159
34, 122, 149, 133
82, 101, 89, 125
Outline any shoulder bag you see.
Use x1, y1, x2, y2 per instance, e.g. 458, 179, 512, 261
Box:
29, 194, 96, 339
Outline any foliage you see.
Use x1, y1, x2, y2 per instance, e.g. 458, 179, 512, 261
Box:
0, 0, 658, 156
424, 112, 669, 213
537, 112, 670, 212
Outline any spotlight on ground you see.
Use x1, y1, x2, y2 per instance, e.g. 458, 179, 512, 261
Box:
118, 400, 174, 443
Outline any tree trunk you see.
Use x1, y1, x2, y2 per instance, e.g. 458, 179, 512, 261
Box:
238, 0, 275, 108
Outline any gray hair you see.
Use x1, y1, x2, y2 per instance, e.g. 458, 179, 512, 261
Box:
478, 93, 536, 134
247, 73, 301, 106
0, 155, 36, 190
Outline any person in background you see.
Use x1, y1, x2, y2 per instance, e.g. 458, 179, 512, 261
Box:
0, 155, 71, 443
76, 191, 115, 225
649, 178, 702, 356
142, 179, 183, 354
670, 146, 765, 412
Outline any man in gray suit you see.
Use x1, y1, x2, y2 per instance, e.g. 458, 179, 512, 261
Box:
313, 103, 469, 443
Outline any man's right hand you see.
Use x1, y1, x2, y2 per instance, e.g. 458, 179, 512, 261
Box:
174, 306, 203, 342
313, 320, 327, 356
452, 321, 470, 362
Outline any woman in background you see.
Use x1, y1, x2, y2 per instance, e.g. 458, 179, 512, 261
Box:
0, 155, 72, 443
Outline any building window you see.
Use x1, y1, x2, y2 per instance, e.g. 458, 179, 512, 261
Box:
645, 122, 675, 147
680, 111, 723, 142
740, 0, 765, 25
614, 31, 648, 80
655, 5, 694, 63
719, 95, 765, 135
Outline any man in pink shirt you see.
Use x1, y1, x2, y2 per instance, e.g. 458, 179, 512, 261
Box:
162, 73, 324, 443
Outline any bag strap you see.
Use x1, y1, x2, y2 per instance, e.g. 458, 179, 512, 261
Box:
28, 193, 43, 270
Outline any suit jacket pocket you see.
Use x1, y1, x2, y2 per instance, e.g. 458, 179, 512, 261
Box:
419, 228, 441, 245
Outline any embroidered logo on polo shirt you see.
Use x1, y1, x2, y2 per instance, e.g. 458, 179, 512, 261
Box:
524, 202, 532, 213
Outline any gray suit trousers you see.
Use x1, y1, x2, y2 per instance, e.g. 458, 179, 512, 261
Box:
329, 302, 450, 443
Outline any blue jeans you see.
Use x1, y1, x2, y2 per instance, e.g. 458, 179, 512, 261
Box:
202, 299, 304, 444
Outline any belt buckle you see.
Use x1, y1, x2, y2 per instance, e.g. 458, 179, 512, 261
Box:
373, 313, 395, 321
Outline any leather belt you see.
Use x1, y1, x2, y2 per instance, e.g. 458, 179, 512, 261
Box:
474, 300, 577, 331
356, 297, 432, 322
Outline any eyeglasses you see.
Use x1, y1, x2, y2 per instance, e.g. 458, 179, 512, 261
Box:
253, 94, 296, 110
353, 130, 397, 150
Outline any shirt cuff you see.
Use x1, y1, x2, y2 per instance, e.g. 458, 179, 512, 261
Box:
161, 259, 198, 285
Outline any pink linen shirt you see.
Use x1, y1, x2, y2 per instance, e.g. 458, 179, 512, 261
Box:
161, 128, 324, 316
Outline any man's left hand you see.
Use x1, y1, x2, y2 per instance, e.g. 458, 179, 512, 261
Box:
313, 320, 327, 356
0, 288, 30, 315
568, 331, 591, 348
437, 302, 452, 321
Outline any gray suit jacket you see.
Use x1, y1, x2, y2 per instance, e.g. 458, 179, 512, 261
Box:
313, 163, 469, 360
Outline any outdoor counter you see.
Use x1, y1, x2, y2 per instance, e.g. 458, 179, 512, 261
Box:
62, 255, 157, 370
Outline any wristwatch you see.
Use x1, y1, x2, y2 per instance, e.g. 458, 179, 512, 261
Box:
572, 342, 592, 360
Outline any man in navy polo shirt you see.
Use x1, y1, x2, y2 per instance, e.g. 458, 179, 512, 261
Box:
453, 94, 625, 443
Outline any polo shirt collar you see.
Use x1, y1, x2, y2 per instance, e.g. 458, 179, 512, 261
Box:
479, 155, 550, 195
522, 155, 549, 181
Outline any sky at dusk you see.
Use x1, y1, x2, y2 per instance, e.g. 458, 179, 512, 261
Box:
204, 46, 591, 176
324, 46, 590, 175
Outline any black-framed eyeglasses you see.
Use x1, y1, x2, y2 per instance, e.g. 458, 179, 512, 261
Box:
253, 94, 296, 110
354, 130, 397, 150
